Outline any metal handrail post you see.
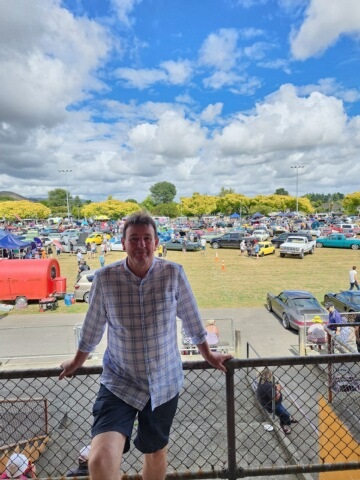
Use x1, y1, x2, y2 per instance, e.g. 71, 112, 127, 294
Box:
225, 365, 236, 480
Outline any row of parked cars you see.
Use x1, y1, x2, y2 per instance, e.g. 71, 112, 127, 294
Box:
267, 289, 360, 331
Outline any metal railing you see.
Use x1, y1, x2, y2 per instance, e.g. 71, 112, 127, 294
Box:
1, 355, 360, 479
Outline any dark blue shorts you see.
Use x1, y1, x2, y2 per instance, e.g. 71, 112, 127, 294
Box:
91, 384, 179, 454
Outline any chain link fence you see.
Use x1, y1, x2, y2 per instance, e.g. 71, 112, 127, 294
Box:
1, 355, 360, 479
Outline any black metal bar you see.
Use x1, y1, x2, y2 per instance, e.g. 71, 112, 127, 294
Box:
225, 366, 237, 480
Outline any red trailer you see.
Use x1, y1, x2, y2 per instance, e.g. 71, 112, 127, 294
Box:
0, 259, 66, 305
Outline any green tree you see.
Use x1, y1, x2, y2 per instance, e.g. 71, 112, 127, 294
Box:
141, 195, 156, 212
125, 198, 138, 204
274, 188, 289, 196
152, 202, 179, 218
343, 192, 360, 214
218, 187, 235, 197
150, 182, 176, 205
48, 188, 72, 208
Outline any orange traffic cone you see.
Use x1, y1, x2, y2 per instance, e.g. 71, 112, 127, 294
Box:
215, 252, 219, 262
221, 260, 226, 271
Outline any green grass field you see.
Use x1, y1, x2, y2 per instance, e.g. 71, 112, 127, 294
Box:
6, 244, 359, 315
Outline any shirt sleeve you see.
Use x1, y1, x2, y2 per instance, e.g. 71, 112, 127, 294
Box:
176, 265, 206, 345
78, 271, 107, 352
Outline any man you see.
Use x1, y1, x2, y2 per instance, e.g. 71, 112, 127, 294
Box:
200, 236, 206, 254
325, 302, 342, 334
349, 266, 360, 290
59, 211, 231, 480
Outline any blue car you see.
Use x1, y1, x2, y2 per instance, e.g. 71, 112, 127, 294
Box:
324, 291, 360, 313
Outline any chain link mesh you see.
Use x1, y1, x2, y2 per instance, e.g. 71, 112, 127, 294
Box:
1, 356, 359, 479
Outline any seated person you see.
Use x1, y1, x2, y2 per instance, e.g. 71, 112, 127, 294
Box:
1, 453, 36, 479
66, 445, 90, 478
205, 319, 220, 346
256, 367, 297, 435
307, 316, 327, 350
337, 317, 358, 353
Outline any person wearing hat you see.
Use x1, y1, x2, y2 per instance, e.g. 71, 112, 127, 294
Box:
307, 316, 327, 350
66, 445, 91, 478
325, 303, 342, 334
0, 453, 36, 479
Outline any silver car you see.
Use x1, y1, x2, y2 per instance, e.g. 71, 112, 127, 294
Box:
266, 289, 326, 330
74, 269, 97, 303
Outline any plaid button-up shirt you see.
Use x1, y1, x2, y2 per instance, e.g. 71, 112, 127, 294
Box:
78, 257, 206, 410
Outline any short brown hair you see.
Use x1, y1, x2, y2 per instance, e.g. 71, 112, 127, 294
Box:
123, 211, 158, 239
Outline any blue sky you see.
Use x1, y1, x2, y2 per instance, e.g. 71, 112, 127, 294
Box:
1, 0, 359, 203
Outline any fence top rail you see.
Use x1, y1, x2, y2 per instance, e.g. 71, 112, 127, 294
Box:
0, 353, 359, 380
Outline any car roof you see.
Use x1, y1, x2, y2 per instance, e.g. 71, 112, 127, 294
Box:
281, 290, 315, 298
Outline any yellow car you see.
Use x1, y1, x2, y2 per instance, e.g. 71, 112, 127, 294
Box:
258, 241, 275, 257
85, 232, 111, 245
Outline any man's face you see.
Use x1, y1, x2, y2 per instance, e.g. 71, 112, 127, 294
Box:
122, 224, 159, 271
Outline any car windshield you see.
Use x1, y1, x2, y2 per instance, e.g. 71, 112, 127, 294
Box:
348, 293, 360, 305
292, 297, 320, 309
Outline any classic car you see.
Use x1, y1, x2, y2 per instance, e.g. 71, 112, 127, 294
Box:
271, 231, 312, 248
323, 291, 360, 313
252, 229, 269, 241
257, 241, 275, 256
110, 240, 124, 251
266, 290, 326, 330
210, 232, 250, 249
316, 234, 360, 250
164, 238, 202, 251
85, 232, 111, 245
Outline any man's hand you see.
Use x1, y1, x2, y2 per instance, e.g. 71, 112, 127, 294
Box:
205, 351, 233, 373
59, 351, 89, 380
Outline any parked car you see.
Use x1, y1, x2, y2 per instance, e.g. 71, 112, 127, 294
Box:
210, 232, 250, 249
316, 234, 360, 250
323, 291, 360, 313
200, 232, 222, 243
85, 232, 111, 245
252, 229, 269, 241
110, 240, 124, 251
74, 269, 97, 303
164, 238, 202, 251
266, 290, 326, 330
271, 231, 313, 248
257, 241, 275, 256
279, 236, 316, 259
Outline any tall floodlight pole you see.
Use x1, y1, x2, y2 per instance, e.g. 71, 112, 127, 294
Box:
291, 165, 304, 215
58, 169, 72, 220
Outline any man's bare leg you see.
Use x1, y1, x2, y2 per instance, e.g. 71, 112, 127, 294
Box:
143, 446, 167, 480
89, 431, 126, 480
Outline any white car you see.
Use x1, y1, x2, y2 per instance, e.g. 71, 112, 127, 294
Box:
110, 240, 124, 251
252, 229, 269, 241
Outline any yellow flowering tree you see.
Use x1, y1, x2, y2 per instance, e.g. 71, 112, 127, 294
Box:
0, 201, 51, 220
81, 200, 140, 220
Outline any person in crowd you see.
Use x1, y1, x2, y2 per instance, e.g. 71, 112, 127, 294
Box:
59, 211, 231, 480
86, 242, 91, 259
100, 242, 106, 257
76, 250, 83, 265
41, 247, 46, 259
162, 243, 167, 258
200, 236, 207, 254
253, 240, 260, 259
182, 236, 187, 253
66, 445, 91, 478
158, 243, 163, 258
0, 453, 36, 479
307, 316, 327, 350
99, 253, 105, 268
257, 368, 297, 435
47, 244, 53, 258
205, 319, 220, 347
349, 265, 360, 290
239, 239, 246, 256
325, 303, 343, 335
337, 317, 358, 353
55, 245, 61, 256
90, 242, 96, 259
78, 259, 90, 275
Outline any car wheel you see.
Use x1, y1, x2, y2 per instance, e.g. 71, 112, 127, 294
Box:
351, 244, 359, 250
282, 314, 290, 329
267, 298, 273, 312
276, 243, 281, 248
309, 246, 315, 254
15, 296, 27, 306
316, 242, 323, 248
260, 252, 264, 257
299, 251, 304, 259
84, 292, 90, 303
211, 242, 220, 249
280, 253, 285, 258
271, 249, 275, 254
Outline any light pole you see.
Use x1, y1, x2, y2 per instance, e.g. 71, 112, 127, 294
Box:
291, 165, 304, 215
58, 169, 72, 220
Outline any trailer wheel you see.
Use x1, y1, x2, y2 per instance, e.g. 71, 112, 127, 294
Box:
15, 296, 27, 306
